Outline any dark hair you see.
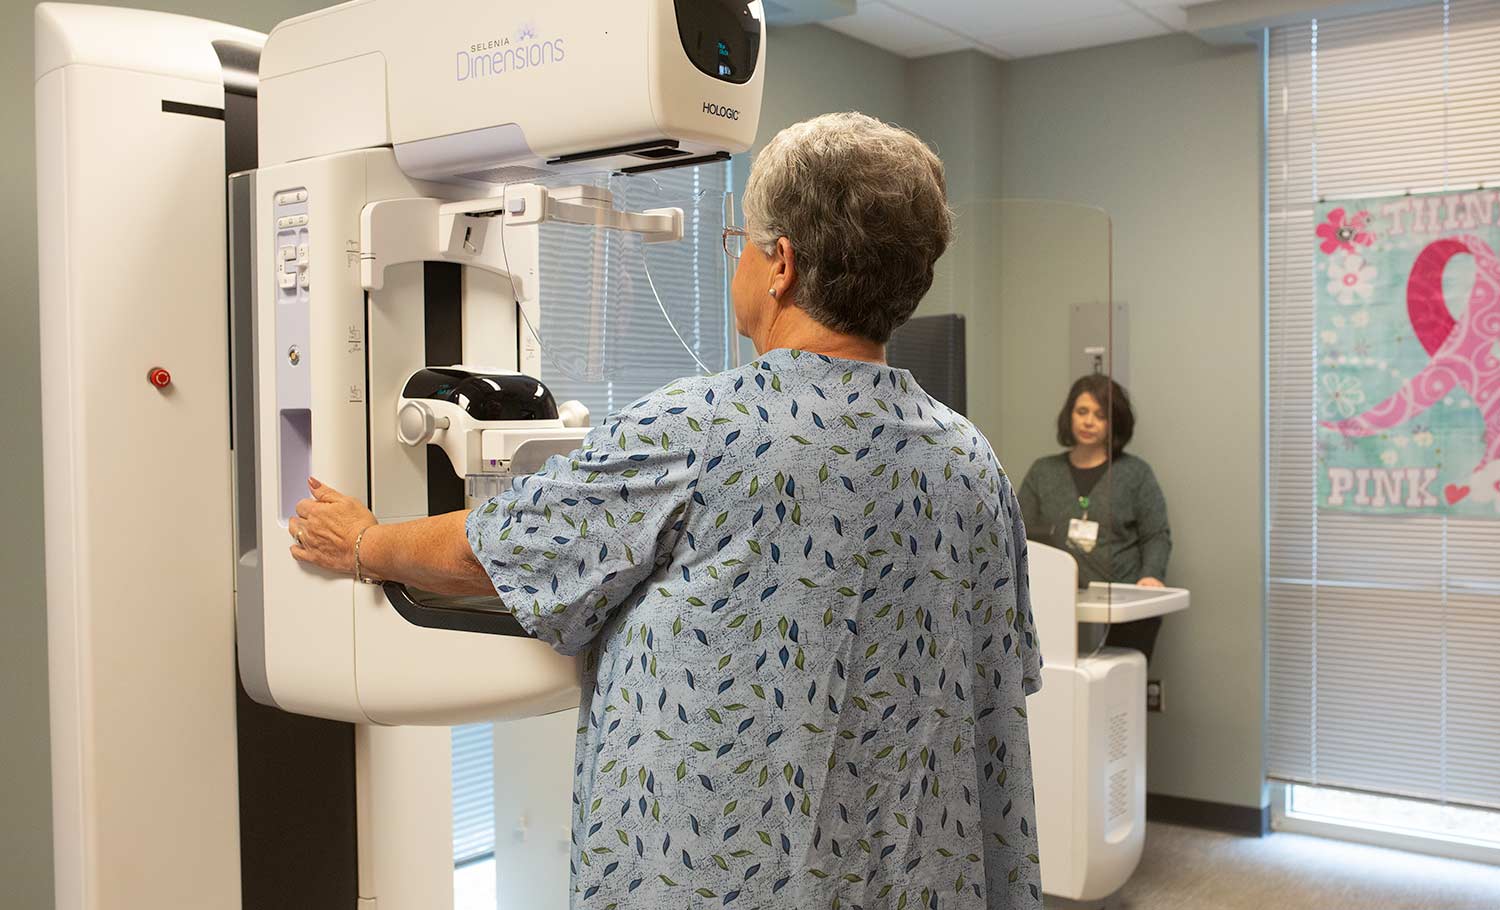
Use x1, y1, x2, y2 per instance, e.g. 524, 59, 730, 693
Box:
1056, 374, 1134, 454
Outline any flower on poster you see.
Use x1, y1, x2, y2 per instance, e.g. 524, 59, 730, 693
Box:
1316, 207, 1375, 255
1321, 373, 1366, 419
1327, 254, 1378, 305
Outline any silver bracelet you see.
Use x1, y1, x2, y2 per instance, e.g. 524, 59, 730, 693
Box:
354, 525, 383, 585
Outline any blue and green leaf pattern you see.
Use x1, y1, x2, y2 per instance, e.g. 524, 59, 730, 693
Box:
467, 348, 1043, 908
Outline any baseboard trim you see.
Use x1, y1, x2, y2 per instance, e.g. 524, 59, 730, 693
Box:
1147, 793, 1271, 837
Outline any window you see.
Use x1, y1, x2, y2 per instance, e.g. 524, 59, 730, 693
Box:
534, 161, 736, 418
452, 723, 496, 866
1266, 0, 1500, 824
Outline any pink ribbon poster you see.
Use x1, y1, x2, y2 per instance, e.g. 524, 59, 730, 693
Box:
1316, 189, 1500, 516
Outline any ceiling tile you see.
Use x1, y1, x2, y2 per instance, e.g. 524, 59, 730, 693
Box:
818, 1, 1197, 61
822, 1, 974, 57
903, 36, 981, 57
1126, 3, 1188, 29
987, 9, 1171, 58
885, 0, 1132, 35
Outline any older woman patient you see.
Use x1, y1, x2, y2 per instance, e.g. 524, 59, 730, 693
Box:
292, 112, 1044, 909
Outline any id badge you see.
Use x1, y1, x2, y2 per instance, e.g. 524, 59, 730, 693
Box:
1068, 518, 1100, 553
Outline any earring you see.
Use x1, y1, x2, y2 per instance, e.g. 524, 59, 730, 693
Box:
768, 288, 778, 298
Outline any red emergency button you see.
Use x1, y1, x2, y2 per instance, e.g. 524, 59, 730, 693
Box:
147, 367, 172, 389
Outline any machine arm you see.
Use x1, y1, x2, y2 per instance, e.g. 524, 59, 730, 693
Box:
360, 183, 684, 291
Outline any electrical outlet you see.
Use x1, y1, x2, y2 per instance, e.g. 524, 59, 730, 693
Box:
1146, 679, 1164, 713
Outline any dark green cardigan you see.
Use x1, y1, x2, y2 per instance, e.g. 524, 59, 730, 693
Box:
1016, 453, 1172, 588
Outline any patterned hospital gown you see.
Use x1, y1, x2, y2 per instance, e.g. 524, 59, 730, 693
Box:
468, 348, 1043, 910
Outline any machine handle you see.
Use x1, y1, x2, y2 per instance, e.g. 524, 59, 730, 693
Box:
382, 582, 536, 638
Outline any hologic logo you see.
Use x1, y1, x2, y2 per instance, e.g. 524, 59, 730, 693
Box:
457, 25, 565, 82
703, 102, 740, 121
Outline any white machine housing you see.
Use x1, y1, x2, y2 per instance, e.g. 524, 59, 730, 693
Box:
36, 6, 262, 908
236, 149, 584, 729
257, 0, 765, 181
1024, 542, 1190, 903
238, 0, 765, 730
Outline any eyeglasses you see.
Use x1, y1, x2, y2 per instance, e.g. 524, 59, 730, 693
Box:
723, 226, 749, 259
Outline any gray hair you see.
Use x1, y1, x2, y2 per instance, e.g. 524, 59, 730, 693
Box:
743, 112, 953, 344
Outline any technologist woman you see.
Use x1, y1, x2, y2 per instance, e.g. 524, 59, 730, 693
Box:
286, 113, 1048, 909
1017, 374, 1173, 662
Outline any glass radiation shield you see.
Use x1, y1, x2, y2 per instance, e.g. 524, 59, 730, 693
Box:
925, 199, 1117, 659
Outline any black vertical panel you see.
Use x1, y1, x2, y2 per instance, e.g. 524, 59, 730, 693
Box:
234, 692, 361, 909
219, 41, 360, 910
425, 262, 467, 515
223, 89, 256, 455
218, 37, 257, 450
887, 314, 968, 413
221, 93, 256, 174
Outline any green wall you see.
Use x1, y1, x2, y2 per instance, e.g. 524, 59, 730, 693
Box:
996, 34, 1266, 809
752, 24, 911, 156
1, 4, 53, 901
905, 51, 1007, 204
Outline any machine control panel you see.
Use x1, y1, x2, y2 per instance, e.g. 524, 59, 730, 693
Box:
275, 189, 311, 293
273, 187, 313, 521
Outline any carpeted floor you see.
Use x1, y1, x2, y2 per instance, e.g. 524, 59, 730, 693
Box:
1046, 823, 1500, 910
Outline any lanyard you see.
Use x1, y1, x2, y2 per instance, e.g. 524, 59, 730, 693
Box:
1078, 495, 1090, 519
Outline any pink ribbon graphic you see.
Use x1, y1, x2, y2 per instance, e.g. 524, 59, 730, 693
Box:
1322, 235, 1500, 477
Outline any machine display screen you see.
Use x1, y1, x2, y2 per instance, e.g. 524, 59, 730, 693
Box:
673, 0, 761, 85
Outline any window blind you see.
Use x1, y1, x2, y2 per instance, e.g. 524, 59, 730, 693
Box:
535, 162, 735, 418
452, 723, 496, 865
450, 161, 734, 867
1266, 0, 1500, 808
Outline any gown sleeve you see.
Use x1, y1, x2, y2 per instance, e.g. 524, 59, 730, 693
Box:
466, 377, 718, 655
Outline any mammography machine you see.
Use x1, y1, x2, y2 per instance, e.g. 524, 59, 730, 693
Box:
36, 1, 764, 907
1026, 542, 1190, 903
